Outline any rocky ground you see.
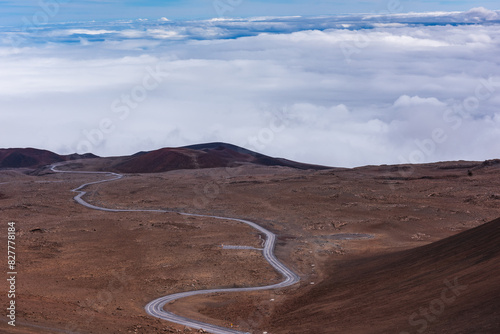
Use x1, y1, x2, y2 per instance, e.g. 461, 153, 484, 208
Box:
1, 159, 499, 333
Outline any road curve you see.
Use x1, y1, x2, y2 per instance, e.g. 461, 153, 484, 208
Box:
51, 164, 300, 334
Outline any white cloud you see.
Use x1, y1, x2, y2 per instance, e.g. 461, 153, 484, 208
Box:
462, 7, 500, 22
1, 11, 500, 167
393, 95, 446, 108
363, 7, 500, 23
50, 29, 117, 36
146, 29, 181, 39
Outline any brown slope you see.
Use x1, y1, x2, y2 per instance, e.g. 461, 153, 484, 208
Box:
269, 218, 500, 334
113, 142, 330, 173
186, 142, 330, 170
113, 148, 201, 173
0, 148, 99, 169
113, 146, 256, 173
0, 148, 64, 168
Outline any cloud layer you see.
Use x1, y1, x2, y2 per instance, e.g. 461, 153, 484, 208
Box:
1, 9, 499, 167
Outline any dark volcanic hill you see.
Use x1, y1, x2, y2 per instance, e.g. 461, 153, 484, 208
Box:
0, 148, 97, 168
0, 148, 63, 168
269, 218, 500, 334
0, 143, 328, 172
112, 142, 329, 173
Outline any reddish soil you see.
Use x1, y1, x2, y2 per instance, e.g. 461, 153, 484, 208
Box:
0, 148, 97, 169
0, 156, 499, 334
0, 149, 64, 168
113, 143, 329, 173
267, 218, 500, 334
115, 148, 206, 173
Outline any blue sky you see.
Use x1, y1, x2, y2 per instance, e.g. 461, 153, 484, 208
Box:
0, 0, 499, 26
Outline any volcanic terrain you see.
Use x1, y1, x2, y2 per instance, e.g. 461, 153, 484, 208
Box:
1, 144, 499, 334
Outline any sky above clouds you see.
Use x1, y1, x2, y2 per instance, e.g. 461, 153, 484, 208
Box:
0, 2, 499, 167
1, 1, 500, 24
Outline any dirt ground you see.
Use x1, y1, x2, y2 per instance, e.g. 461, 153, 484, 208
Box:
1, 159, 499, 333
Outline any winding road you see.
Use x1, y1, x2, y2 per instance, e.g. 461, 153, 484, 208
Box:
51, 164, 300, 334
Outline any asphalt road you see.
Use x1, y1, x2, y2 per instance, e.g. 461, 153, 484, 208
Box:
51, 164, 300, 334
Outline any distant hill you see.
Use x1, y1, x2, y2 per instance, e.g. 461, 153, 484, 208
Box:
270, 218, 500, 333
112, 142, 330, 173
0, 143, 329, 172
0, 148, 98, 169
